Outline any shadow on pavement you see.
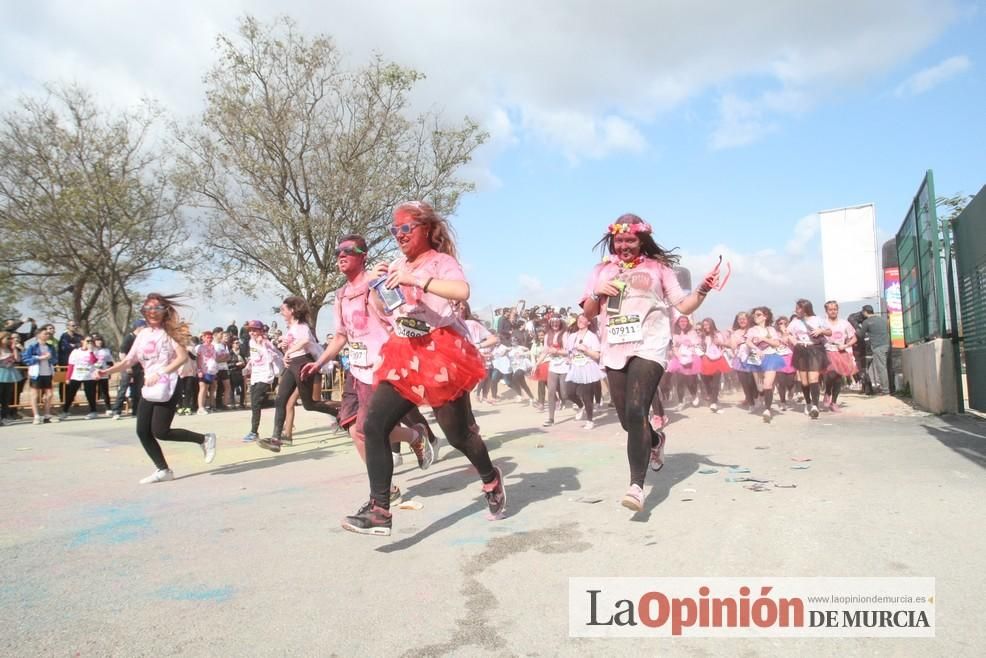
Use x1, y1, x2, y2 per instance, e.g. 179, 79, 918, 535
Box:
379, 460, 581, 553
921, 415, 986, 469
631, 452, 738, 522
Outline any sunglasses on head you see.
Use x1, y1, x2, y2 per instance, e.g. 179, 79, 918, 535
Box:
389, 222, 423, 237
334, 245, 366, 257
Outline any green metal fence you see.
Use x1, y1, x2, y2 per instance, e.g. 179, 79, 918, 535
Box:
896, 170, 947, 344
953, 185, 986, 413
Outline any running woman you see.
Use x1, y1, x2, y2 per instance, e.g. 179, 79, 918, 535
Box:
542, 315, 572, 427
242, 320, 283, 442
341, 201, 504, 536
582, 214, 720, 512
773, 316, 797, 410
744, 306, 786, 423
565, 313, 603, 429
667, 315, 702, 408
195, 330, 218, 414
300, 235, 434, 469
730, 311, 759, 410
257, 296, 339, 452
821, 300, 858, 412
788, 299, 830, 419
96, 294, 216, 484
697, 318, 730, 412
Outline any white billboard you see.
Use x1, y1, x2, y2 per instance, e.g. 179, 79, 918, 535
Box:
818, 203, 880, 303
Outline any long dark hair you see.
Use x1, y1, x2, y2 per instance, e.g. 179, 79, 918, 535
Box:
752, 306, 774, 327
282, 296, 312, 325
699, 317, 719, 337
672, 315, 693, 335
567, 314, 598, 334
594, 213, 680, 267
796, 299, 816, 317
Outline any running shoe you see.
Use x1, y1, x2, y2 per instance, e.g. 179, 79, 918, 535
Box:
692, 395, 701, 407
822, 395, 832, 408
104, 410, 114, 417
583, 420, 595, 430
809, 405, 820, 419
280, 436, 293, 447
32, 416, 42, 425
409, 424, 434, 470
242, 432, 258, 442
47, 415, 58, 423
257, 437, 282, 453
390, 486, 402, 504
392, 451, 403, 467
709, 403, 718, 413
482, 467, 507, 520
139, 468, 174, 484
621, 484, 644, 512
196, 409, 209, 416
541, 419, 554, 427
828, 403, 842, 413
202, 433, 217, 463
58, 412, 69, 420
341, 500, 392, 536
112, 413, 122, 420
85, 412, 98, 420
762, 409, 772, 423
430, 437, 442, 463
649, 431, 666, 472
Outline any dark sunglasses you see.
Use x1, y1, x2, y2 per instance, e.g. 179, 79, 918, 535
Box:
334, 245, 366, 257
141, 305, 166, 312
389, 222, 423, 237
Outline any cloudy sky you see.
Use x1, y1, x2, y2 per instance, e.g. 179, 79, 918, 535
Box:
3, 0, 984, 330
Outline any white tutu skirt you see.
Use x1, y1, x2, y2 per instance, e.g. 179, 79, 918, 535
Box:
566, 361, 602, 384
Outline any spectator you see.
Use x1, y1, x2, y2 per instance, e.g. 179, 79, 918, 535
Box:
61, 335, 99, 419
0, 331, 23, 424
91, 334, 114, 412
860, 305, 891, 393
3, 317, 37, 346
22, 324, 57, 424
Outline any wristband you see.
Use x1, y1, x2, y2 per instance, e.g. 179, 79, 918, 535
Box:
422, 277, 434, 293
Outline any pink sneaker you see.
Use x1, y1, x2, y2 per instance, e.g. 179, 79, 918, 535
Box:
621, 484, 644, 512
649, 432, 666, 472
829, 402, 842, 413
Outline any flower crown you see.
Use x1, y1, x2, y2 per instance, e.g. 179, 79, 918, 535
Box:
607, 222, 652, 235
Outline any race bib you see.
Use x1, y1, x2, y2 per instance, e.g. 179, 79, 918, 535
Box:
395, 317, 431, 338
74, 364, 92, 378
549, 356, 568, 368
348, 341, 369, 368
572, 354, 589, 367
607, 315, 643, 345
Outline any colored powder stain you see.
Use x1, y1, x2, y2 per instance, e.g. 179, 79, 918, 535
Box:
69, 507, 152, 548
156, 585, 235, 603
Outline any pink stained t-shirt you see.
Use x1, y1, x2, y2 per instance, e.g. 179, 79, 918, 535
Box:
824, 318, 856, 352
789, 316, 826, 347
388, 250, 469, 338
582, 258, 688, 370
125, 327, 178, 372
335, 272, 392, 386
745, 325, 780, 354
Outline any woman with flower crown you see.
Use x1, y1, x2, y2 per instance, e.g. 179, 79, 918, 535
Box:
582, 214, 721, 512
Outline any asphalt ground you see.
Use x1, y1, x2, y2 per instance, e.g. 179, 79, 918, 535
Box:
1, 390, 984, 656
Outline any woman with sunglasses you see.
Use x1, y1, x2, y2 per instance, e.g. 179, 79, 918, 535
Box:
60, 336, 99, 419
96, 294, 217, 483
257, 296, 339, 452
744, 307, 786, 423
582, 214, 720, 512
340, 201, 504, 536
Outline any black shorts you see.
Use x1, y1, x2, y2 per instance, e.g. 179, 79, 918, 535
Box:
339, 371, 359, 430
30, 376, 53, 390
792, 345, 826, 372
217, 370, 230, 381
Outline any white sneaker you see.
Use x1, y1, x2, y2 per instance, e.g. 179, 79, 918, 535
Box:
575, 408, 585, 421
709, 403, 718, 413
139, 468, 174, 484
431, 438, 442, 463
392, 451, 403, 467
48, 415, 60, 423
33, 416, 43, 425
692, 396, 701, 407
112, 413, 122, 420
0, 418, 8, 426
85, 412, 99, 420
104, 410, 114, 417
196, 409, 209, 416
58, 412, 69, 420
202, 433, 217, 463
583, 420, 595, 430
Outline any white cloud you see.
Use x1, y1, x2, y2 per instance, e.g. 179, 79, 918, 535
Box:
0, 0, 961, 160
786, 214, 821, 256
894, 55, 971, 97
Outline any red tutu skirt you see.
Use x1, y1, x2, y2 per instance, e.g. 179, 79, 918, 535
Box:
374, 327, 486, 408
699, 356, 731, 376
824, 350, 858, 377
532, 361, 549, 382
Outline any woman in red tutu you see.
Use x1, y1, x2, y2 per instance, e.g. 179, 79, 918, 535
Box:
341, 201, 505, 536
821, 300, 858, 412
697, 318, 730, 412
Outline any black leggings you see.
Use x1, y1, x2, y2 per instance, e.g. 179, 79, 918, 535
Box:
365, 382, 494, 509
0, 381, 13, 418
606, 358, 666, 488
775, 372, 796, 403
737, 371, 758, 406
570, 382, 596, 421
136, 387, 205, 470
250, 381, 271, 434
63, 380, 96, 413
272, 355, 337, 438
509, 371, 534, 399
96, 378, 111, 408
675, 374, 698, 403
180, 376, 198, 410
700, 373, 721, 404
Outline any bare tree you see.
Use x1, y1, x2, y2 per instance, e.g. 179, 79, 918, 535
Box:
0, 85, 191, 343
175, 15, 487, 329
